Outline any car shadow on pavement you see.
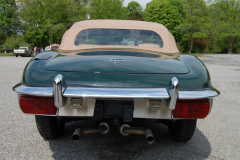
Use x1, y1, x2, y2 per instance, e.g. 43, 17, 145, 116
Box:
47, 120, 211, 160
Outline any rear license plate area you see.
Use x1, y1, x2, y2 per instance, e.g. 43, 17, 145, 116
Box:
93, 100, 134, 122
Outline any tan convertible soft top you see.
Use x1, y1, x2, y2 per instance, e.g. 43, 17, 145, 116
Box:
58, 20, 180, 58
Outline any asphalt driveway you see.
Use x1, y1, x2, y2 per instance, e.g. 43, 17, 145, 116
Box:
0, 54, 239, 160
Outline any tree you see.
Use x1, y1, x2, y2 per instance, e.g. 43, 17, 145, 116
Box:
3, 35, 30, 50
179, 0, 208, 54
205, 3, 221, 53
126, 1, 143, 20
129, 11, 144, 20
145, 0, 185, 42
122, 6, 129, 20
89, 0, 125, 19
208, 0, 240, 54
18, 0, 88, 47
0, 30, 5, 45
0, 0, 19, 44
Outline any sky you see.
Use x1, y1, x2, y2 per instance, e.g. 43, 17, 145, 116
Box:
123, 0, 210, 8
123, 0, 152, 9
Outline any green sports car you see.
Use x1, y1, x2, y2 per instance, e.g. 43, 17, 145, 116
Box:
13, 20, 220, 144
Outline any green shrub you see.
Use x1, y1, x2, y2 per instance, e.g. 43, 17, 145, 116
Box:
3, 36, 31, 50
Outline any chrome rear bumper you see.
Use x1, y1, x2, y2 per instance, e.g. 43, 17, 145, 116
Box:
13, 75, 220, 118
13, 75, 220, 107
13, 85, 220, 99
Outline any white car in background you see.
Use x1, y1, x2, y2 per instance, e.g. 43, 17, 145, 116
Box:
13, 47, 32, 57
45, 46, 51, 51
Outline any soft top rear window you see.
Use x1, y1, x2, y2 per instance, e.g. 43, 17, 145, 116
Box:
74, 29, 163, 48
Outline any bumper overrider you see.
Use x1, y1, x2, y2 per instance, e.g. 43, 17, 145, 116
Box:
13, 74, 220, 119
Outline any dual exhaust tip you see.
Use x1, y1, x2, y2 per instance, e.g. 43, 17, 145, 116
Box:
72, 122, 109, 141
72, 123, 154, 144
120, 124, 154, 144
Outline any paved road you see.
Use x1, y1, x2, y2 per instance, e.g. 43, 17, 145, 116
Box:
0, 55, 240, 160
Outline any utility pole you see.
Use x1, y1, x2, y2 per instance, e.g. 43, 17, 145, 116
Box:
50, 23, 53, 45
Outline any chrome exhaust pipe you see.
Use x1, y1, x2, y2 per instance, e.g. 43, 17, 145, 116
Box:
119, 124, 154, 144
144, 129, 154, 144
72, 122, 109, 141
72, 128, 81, 141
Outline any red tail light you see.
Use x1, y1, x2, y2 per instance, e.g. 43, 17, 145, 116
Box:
19, 95, 57, 115
173, 99, 210, 119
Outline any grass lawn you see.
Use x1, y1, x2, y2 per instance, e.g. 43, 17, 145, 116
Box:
195, 54, 212, 58
0, 53, 14, 56
180, 53, 212, 58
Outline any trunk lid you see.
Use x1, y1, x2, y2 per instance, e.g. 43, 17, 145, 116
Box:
44, 52, 189, 74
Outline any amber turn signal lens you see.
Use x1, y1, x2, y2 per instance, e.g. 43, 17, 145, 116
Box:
173, 99, 210, 119
19, 95, 57, 115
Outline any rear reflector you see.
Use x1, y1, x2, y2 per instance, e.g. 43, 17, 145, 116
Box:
20, 95, 57, 115
173, 99, 210, 119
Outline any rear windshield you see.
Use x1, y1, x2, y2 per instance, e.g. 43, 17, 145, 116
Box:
19, 47, 28, 50
51, 46, 59, 49
74, 29, 163, 48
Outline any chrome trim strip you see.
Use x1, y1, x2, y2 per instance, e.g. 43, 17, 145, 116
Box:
13, 85, 53, 97
178, 89, 220, 99
64, 87, 169, 99
13, 85, 220, 100
167, 77, 179, 110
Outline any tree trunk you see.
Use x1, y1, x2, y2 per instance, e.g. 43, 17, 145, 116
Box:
228, 46, 232, 54
189, 36, 193, 54
189, 28, 194, 54
228, 37, 237, 54
213, 38, 216, 52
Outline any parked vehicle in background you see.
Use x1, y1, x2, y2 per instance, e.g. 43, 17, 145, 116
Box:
45, 44, 59, 51
1, 46, 12, 53
45, 46, 51, 51
13, 20, 220, 144
2, 48, 12, 53
51, 44, 59, 50
13, 47, 32, 57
